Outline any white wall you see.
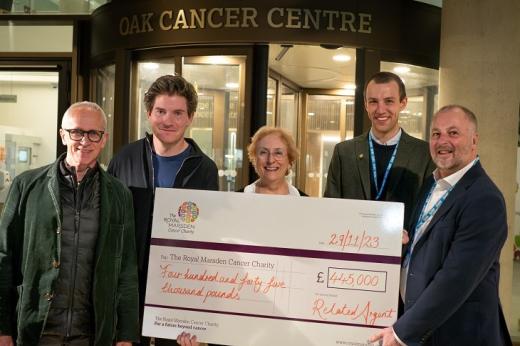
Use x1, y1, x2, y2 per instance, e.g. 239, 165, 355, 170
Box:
0, 81, 59, 168
0, 25, 72, 52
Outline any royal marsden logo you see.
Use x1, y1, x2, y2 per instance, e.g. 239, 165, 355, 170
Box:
178, 201, 199, 224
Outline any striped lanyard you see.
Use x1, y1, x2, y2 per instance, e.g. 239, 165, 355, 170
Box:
368, 132, 400, 200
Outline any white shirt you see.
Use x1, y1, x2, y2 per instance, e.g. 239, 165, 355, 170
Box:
243, 179, 301, 196
369, 128, 402, 145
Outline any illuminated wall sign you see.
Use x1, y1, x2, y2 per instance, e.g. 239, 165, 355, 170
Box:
118, 8, 372, 36
91, 0, 440, 68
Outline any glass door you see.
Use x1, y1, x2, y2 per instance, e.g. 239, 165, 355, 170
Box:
304, 94, 354, 197
182, 55, 246, 192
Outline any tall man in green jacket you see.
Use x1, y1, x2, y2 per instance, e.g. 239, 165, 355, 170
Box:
0, 102, 139, 345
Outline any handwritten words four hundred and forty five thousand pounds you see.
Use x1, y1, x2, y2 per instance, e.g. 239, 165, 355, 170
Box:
154, 250, 396, 327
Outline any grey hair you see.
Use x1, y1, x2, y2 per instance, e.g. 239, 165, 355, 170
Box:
62, 101, 107, 130
435, 104, 478, 132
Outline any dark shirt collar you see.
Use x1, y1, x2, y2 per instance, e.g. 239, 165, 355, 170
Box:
59, 158, 98, 186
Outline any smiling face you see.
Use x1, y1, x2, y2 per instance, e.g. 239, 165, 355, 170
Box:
60, 106, 107, 172
148, 93, 193, 156
365, 80, 407, 142
430, 107, 478, 178
254, 133, 291, 186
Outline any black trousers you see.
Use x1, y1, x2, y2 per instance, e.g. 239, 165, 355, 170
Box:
38, 335, 92, 346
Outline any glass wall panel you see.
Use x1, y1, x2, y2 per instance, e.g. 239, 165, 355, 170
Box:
182, 56, 246, 191
266, 77, 276, 127
305, 95, 354, 197
279, 83, 299, 184
134, 60, 176, 140
381, 62, 439, 140
94, 64, 115, 167
0, 70, 58, 214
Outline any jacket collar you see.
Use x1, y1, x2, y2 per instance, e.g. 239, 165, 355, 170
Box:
410, 161, 484, 250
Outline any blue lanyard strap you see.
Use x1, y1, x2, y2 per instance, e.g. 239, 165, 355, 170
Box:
403, 183, 451, 268
368, 132, 400, 200
403, 157, 480, 268
414, 184, 451, 238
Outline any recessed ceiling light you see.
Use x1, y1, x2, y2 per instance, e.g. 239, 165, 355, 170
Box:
343, 83, 356, 90
393, 66, 411, 74
333, 54, 351, 62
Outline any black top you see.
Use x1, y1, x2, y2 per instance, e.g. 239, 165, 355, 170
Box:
369, 140, 397, 200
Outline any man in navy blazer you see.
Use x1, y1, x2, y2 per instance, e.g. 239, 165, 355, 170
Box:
371, 105, 511, 345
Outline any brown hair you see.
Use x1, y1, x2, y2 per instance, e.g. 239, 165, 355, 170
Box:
144, 75, 198, 116
364, 71, 407, 102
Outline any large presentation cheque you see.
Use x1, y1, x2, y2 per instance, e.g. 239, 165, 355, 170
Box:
143, 188, 404, 345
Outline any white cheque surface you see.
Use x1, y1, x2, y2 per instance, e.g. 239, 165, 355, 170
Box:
143, 188, 404, 346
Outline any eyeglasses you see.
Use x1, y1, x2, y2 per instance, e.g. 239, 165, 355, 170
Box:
257, 148, 287, 161
63, 129, 105, 143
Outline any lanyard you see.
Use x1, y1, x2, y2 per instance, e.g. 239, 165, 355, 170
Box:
403, 158, 480, 268
403, 183, 451, 268
368, 132, 400, 200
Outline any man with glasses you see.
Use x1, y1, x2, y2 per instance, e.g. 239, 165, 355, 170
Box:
0, 101, 139, 346
108, 75, 218, 345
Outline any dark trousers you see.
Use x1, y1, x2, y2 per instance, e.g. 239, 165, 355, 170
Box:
38, 335, 92, 346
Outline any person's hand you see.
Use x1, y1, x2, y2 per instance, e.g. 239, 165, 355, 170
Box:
0, 335, 14, 346
115, 342, 132, 346
402, 229, 409, 245
369, 327, 401, 346
177, 332, 200, 346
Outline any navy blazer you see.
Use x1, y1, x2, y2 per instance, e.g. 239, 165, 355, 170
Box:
394, 162, 511, 345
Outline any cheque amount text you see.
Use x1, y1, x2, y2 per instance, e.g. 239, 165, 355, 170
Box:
328, 268, 387, 292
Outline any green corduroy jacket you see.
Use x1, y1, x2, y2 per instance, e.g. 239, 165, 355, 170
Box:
0, 156, 140, 345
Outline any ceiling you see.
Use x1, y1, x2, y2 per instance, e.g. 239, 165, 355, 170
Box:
269, 44, 439, 91
269, 44, 357, 90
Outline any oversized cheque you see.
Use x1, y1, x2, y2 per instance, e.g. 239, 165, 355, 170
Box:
143, 188, 403, 345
